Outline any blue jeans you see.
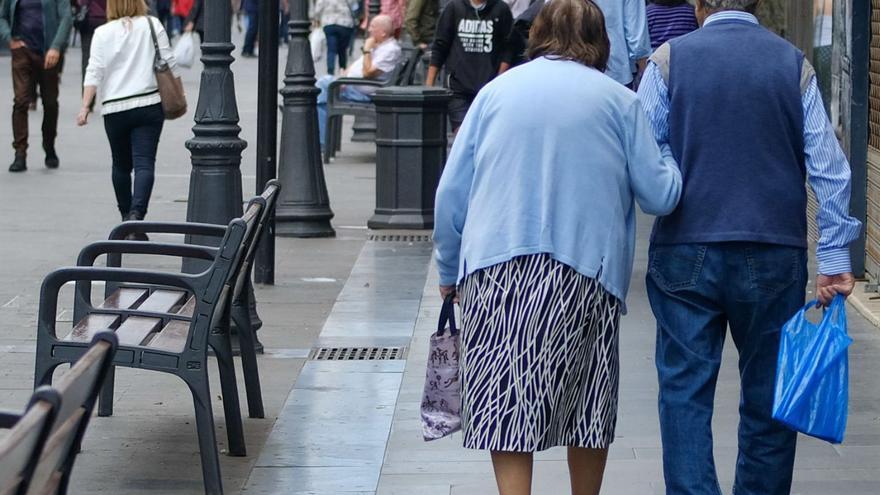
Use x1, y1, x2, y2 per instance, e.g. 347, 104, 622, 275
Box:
242, 11, 259, 55
646, 242, 807, 495
103, 103, 164, 217
315, 74, 372, 148
323, 24, 354, 74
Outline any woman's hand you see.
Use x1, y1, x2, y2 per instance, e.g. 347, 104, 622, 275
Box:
440, 285, 458, 303
76, 107, 90, 126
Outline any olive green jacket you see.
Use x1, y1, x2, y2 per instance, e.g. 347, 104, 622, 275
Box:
404, 0, 438, 46
0, 0, 73, 52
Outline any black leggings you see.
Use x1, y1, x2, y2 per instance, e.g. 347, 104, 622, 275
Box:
103, 103, 164, 217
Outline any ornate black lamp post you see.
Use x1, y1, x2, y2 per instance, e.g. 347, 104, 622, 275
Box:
275, 0, 336, 237
185, 0, 247, 232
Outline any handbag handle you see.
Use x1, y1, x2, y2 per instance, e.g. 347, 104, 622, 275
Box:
437, 292, 458, 336
146, 16, 167, 71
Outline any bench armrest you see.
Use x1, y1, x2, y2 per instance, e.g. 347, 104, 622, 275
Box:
40, 267, 199, 341
77, 241, 219, 268
109, 221, 228, 241
327, 78, 383, 106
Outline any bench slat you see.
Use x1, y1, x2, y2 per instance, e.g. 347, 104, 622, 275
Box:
114, 317, 162, 347
147, 320, 189, 353
63, 314, 119, 343
137, 290, 187, 314
176, 296, 197, 317
97, 288, 149, 310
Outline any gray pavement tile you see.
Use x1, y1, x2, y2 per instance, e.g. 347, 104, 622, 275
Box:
245, 466, 381, 493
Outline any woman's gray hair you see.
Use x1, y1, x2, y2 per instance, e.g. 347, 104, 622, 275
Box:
699, 0, 759, 10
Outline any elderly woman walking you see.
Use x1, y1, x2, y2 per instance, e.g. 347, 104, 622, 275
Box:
432, 0, 682, 493
77, 0, 179, 236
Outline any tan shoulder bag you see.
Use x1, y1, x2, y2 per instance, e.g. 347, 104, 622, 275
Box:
147, 17, 187, 120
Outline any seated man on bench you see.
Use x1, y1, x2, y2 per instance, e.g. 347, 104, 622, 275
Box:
316, 14, 402, 151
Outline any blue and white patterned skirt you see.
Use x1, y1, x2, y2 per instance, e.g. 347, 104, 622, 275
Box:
458, 253, 621, 452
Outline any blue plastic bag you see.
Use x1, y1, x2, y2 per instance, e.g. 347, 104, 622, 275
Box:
772, 295, 852, 444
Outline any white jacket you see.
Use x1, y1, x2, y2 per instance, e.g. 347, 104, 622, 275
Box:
84, 16, 180, 115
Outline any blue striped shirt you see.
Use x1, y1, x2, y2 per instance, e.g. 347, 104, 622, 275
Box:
646, 3, 699, 50
637, 11, 862, 275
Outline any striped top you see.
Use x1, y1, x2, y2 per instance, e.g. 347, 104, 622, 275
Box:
646, 3, 698, 50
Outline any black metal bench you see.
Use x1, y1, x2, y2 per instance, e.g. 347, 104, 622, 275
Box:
98, 180, 281, 422
33, 205, 260, 495
1, 331, 117, 495
324, 45, 422, 162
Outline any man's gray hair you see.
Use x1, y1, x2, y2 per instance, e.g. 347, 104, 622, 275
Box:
699, 0, 759, 10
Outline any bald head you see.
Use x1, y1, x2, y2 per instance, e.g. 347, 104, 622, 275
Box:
369, 15, 395, 41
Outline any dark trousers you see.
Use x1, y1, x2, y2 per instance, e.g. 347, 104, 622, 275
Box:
11, 47, 61, 157
242, 10, 259, 54
323, 24, 353, 74
103, 103, 164, 217
646, 242, 806, 495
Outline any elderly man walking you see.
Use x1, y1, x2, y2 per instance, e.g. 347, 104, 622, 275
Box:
638, 1, 861, 494
0, 0, 71, 172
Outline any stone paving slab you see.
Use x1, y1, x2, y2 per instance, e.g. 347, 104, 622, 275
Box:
243, 240, 433, 494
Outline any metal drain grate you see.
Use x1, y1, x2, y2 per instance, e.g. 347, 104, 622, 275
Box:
367, 233, 432, 243
309, 346, 408, 361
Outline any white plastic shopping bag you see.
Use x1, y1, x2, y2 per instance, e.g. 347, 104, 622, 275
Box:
310, 28, 326, 64
173, 33, 196, 69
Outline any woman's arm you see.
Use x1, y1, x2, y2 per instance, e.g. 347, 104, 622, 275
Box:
77, 86, 97, 126
153, 17, 181, 76
433, 97, 480, 289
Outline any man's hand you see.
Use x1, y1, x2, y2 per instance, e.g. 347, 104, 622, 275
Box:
9, 39, 26, 50
418, 42, 428, 50
363, 36, 377, 52
816, 272, 855, 307
439, 285, 458, 303
44, 49, 60, 69
185, 21, 195, 32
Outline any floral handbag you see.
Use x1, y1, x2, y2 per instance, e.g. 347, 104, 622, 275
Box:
420, 294, 461, 441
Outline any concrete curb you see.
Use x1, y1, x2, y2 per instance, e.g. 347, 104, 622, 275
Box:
845, 281, 880, 328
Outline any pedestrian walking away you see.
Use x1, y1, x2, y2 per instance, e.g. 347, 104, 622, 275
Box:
432, 1, 682, 493
593, 0, 651, 88
637, 1, 862, 493
77, 0, 180, 237
312, 0, 359, 74
240, 0, 258, 57
75, 0, 107, 109
0, 0, 72, 172
426, 0, 514, 131
646, 0, 698, 50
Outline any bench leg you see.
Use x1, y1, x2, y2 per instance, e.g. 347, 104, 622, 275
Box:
231, 303, 265, 419
186, 373, 224, 495
211, 321, 247, 457
33, 358, 61, 388
98, 365, 115, 417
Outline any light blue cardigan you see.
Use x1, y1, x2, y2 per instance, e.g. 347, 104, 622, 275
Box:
433, 57, 682, 307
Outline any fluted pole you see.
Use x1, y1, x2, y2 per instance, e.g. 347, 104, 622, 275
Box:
275, 0, 336, 237
185, 0, 247, 244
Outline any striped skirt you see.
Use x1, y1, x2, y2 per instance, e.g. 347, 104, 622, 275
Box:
458, 253, 621, 452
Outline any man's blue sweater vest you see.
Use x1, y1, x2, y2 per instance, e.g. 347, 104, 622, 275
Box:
652, 19, 807, 248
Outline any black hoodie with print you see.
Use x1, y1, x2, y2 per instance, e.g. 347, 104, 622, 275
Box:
430, 0, 514, 97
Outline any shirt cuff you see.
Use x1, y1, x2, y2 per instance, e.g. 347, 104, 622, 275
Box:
817, 247, 852, 276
